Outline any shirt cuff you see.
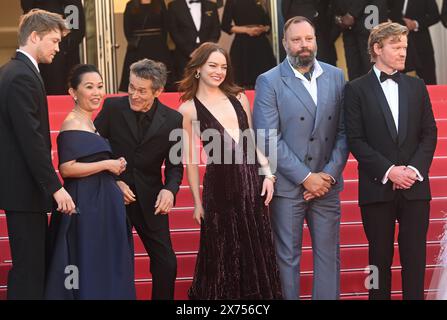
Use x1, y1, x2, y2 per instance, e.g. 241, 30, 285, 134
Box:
382, 165, 395, 184
328, 174, 336, 184
300, 172, 312, 185
414, 20, 419, 32
407, 166, 424, 181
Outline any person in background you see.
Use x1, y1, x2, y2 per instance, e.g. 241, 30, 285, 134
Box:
221, 0, 276, 89
119, 0, 175, 92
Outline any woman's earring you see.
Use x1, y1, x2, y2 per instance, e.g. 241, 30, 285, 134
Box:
74, 97, 78, 104
195, 71, 200, 79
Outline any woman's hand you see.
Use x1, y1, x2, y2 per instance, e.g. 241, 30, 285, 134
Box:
261, 178, 274, 206
193, 204, 205, 225
105, 157, 126, 176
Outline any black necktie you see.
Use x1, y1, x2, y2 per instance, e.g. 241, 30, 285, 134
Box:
380, 71, 400, 83
136, 113, 152, 142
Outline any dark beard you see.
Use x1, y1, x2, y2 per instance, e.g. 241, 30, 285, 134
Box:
287, 49, 316, 68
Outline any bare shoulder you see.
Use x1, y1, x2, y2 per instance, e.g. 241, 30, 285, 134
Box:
60, 114, 84, 132
178, 100, 197, 121
236, 92, 251, 112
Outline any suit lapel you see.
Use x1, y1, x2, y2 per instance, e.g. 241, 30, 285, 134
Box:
280, 60, 317, 118
312, 67, 329, 134
180, 0, 199, 31
398, 77, 409, 147
121, 99, 139, 142
368, 70, 398, 142
141, 100, 167, 145
15, 52, 46, 94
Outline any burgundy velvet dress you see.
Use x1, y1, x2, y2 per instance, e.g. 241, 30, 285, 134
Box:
188, 95, 282, 300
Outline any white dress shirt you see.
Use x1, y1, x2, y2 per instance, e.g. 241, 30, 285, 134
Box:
16, 49, 39, 72
373, 65, 424, 184
185, 0, 201, 44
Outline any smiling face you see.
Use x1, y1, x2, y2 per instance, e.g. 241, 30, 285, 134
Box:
34, 30, 62, 64
374, 35, 408, 72
197, 51, 227, 88
283, 21, 317, 68
128, 73, 162, 112
69, 72, 105, 112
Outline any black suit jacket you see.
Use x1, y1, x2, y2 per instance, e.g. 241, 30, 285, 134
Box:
21, 0, 86, 95
94, 96, 184, 214
441, 0, 447, 27
282, 0, 319, 21
344, 70, 437, 206
168, 0, 220, 58
0, 52, 62, 212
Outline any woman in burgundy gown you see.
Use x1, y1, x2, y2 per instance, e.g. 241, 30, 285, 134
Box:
178, 42, 282, 299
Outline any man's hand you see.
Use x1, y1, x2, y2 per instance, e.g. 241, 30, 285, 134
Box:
388, 166, 417, 190
154, 189, 174, 215
303, 172, 333, 201
403, 18, 418, 31
53, 187, 76, 215
303, 173, 332, 199
117, 180, 136, 205
392, 167, 419, 190
341, 13, 355, 28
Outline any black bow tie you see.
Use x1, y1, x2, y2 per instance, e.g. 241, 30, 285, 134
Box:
380, 71, 400, 83
189, 0, 201, 3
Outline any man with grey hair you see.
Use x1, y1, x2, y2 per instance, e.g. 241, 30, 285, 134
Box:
253, 16, 348, 300
95, 58, 183, 300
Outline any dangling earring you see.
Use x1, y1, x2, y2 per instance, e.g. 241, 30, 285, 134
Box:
195, 71, 200, 79
74, 97, 78, 104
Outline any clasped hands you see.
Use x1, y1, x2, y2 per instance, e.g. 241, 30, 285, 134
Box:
335, 13, 355, 30
245, 25, 268, 37
388, 166, 419, 190
303, 172, 334, 201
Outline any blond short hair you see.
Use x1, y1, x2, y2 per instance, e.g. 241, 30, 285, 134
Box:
18, 9, 69, 47
368, 22, 408, 62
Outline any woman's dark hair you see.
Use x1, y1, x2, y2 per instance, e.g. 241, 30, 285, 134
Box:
178, 42, 242, 102
68, 64, 102, 90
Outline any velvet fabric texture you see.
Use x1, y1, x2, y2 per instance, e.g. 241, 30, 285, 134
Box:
188, 96, 282, 300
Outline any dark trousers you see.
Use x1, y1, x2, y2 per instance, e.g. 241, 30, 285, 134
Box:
5, 211, 48, 300
126, 201, 177, 300
343, 29, 371, 81
361, 194, 430, 300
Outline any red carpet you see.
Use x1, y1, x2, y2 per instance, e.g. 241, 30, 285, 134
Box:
0, 86, 446, 300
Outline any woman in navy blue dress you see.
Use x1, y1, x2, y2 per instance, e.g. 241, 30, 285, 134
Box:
45, 64, 136, 299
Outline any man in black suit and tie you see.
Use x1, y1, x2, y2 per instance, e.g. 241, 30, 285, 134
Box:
0, 9, 75, 299
389, 0, 440, 84
168, 0, 220, 82
94, 59, 183, 300
333, 0, 389, 80
21, 0, 86, 95
344, 22, 437, 300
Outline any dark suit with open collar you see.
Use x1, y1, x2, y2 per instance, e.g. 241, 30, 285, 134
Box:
94, 96, 183, 300
0, 52, 62, 299
168, 0, 220, 81
344, 69, 437, 299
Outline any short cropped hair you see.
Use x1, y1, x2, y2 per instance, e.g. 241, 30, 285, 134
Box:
283, 16, 315, 38
18, 9, 68, 47
129, 58, 167, 92
368, 22, 409, 62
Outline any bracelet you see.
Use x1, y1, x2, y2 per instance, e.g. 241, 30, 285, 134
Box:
265, 175, 277, 183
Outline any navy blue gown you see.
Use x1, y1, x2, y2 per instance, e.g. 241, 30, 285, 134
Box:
45, 130, 136, 300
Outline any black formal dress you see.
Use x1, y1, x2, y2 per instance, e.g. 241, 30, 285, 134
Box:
0, 52, 62, 299
188, 96, 282, 300
94, 96, 183, 300
221, 0, 276, 88
389, 0, 440, 85
344, 69, 437, 299
21, 0, 85, 95
45, 131, 136, 299
119, 0, 174, 92
168, 0, 221, 82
